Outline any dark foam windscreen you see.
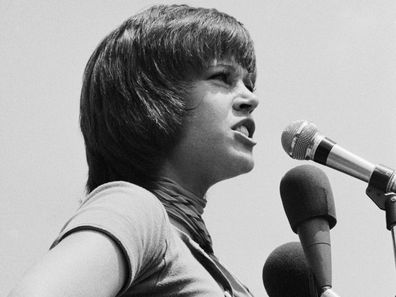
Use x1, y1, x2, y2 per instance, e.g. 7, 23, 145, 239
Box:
280, 165, 337, 233
263, 242, 319, 297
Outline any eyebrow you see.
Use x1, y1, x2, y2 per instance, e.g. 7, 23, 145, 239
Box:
210, 61, 238, 70
209, 62, 246, 76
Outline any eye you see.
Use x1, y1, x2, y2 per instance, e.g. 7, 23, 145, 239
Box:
209, 70, 232, 85
245, 82, 256, 93
244, 77, 256, 93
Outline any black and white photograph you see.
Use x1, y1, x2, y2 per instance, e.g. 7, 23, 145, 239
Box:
2, 1, 396, 296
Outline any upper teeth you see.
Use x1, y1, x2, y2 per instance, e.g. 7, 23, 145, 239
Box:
236, 125, 249, 137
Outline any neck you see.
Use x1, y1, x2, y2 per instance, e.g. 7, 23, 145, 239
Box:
158, 162, 212, 198
151, 176, 214, 254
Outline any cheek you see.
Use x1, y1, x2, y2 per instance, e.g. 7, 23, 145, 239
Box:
195, 117, 227, 147
188, 107, 224, 136
184, 94, 232, 148
197, 101, 229, 130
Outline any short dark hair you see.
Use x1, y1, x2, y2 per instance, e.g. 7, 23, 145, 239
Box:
80, 4, 256, 192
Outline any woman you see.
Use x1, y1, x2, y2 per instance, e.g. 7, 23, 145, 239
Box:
9, 4, 259, 297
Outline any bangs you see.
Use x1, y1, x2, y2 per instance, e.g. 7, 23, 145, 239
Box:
175, 10, 256, 75
188, 15, 256, 75
136, 5, 256, 82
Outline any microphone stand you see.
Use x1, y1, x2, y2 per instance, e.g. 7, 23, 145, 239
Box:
385, 193, 396, 271
321, 287, 341, 297
365, 164, 396, 271
366, 178, 396, 271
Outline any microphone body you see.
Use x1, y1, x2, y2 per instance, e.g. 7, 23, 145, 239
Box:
280, 165, 339, 294
282, 120, 396, 209
307, 135, 374, 183
297, 217, 331, 289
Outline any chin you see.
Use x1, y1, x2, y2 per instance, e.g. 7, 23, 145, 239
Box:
240, 159, 255, 174
211, 149, 255, 182
227, 154, 255, 177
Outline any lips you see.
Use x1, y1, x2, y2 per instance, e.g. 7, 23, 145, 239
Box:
232, 118, 256, 139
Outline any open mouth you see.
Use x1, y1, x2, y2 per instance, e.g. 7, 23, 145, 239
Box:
232, 119, 255, 139
235, 125, 250, 138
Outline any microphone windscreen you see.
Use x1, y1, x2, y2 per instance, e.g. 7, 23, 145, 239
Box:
263, 242, 319, 297
280, 165, 337, 233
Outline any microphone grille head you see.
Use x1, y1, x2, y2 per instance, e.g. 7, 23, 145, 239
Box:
281, 120, 318, 160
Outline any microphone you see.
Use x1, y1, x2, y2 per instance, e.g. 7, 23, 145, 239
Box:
281, 120, 396, 209
280, 165, 340, 296
263, 242, 319, 297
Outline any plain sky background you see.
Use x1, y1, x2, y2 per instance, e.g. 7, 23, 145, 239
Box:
1, 0, 396, 296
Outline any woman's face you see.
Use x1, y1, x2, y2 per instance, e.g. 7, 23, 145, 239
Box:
165, 58, 259, 192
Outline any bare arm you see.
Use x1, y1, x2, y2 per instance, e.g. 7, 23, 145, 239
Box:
8, 230, 126, 297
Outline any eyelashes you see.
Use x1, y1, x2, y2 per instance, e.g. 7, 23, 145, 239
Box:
208, 70, 255, 92
209, 70, 232, 85
244, 78, 256, 93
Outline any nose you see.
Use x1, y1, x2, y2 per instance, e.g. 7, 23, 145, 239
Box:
233, 84, 259, 114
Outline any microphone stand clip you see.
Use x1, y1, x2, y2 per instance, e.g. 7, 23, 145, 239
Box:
365, 164, 396, 210
365, 167, 396, 270
384, 193, 396, 271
